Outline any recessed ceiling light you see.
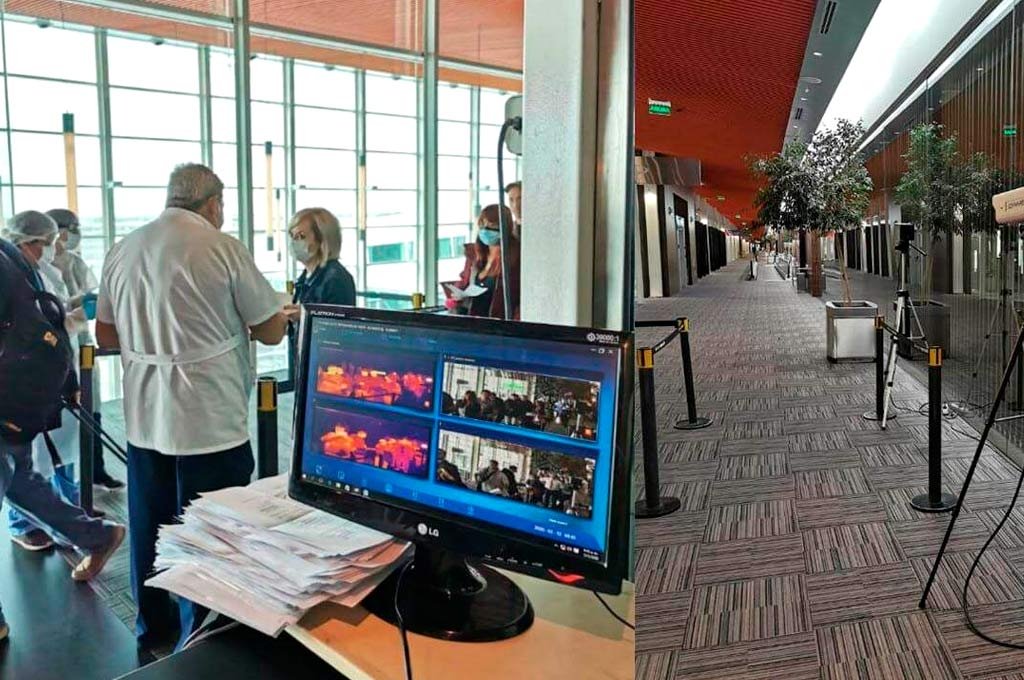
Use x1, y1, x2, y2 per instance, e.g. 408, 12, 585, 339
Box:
793, 125, 800, 128
800, 97, 808, 101
812, 51, 823, 57
799, 76, 822, 84
735, 214, 742, 219
976, 66, 984, 72
716, 195, 726, 201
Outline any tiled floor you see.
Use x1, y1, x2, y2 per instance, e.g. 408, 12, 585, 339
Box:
635, 258, 1024, 679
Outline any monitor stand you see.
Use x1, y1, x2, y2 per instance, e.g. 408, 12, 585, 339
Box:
364, 543, 534, 642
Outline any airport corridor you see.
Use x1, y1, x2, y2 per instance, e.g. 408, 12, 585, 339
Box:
634, 257, 1024, 680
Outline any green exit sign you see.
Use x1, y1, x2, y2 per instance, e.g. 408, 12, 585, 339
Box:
1005, 125, 1018, 137
648, 99, 672, 116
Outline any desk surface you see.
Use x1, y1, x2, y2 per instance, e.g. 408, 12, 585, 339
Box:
287, 571, 635, 680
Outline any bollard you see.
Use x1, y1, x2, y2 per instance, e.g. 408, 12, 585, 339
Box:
863, 315, 895, 421
911, 347, 956, 513
256, 377, 279, 479
411, 292, 425, 310
673, 317, 713, 430
635, 347, 681, 519
78, 345, 95, 516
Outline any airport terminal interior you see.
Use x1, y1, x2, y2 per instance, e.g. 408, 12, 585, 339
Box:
635, 0, 1024, 679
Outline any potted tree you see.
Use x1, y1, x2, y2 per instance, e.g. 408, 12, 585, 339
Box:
893, 122, 994, 359
807, 120, 877, 361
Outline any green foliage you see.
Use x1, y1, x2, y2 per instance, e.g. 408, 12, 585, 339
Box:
894, 123, 995, 236
749, 119, 873, 234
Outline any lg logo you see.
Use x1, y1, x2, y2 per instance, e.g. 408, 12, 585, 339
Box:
417, 523, 439, 538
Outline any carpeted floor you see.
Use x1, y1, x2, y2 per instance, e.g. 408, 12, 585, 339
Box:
635, 256, 1024, 680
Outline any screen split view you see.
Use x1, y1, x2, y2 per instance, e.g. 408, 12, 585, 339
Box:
298, 312, 621, 564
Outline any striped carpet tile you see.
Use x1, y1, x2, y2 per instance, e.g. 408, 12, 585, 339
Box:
789, 431, 852, 453
975, 509, 1024, 548
962, 480, 1021, 512
865, 465, 932, 490
636, 511, 708, 548
718, 437, 790, 457
716, 453, 790, 481
943, 455, 1022, 484
659, 481, 713, 513
795, 494, 888, 530
722, 421, 785, 441
704, 500, 798, 543
636, 544, 698, 595
656, 460, 720, 483
727, 408, 788, 424
890, 514, 990, 558
932, 602, 1024, 677
783, 404, 837, 421
816, 612, 958, 680
803, 522, 904, 573
859, 444, 929, 468
661, 440, 719, 462
636, 590, 691, 653
878, 486, 931, 522
684, 574, 810, 649
693, 534, 805, 585
783, 418, 853, 436
795, 468, 872, 499
722, 397, 780, 412
788, 448, 862, 472
910, 550, 1024, 610
847, 428, 920, 448
710, 475, 796, 506
674, 631, 820, 680
636, 650, 676, 680
805, 563, 921, 627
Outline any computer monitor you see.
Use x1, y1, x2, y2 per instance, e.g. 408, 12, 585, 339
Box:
289, 305, 633, 642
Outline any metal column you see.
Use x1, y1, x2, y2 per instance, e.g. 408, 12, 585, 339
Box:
233, 0, 253, 250
355, 69, 368, 292
469, 86, 481, 226
199, 45, 213, 168
418, 0, 439, 306
95, 30, 115, 251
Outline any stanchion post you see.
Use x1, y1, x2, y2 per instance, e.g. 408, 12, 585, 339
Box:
911, 347, 956, 513
256, 377, 279, 479
411, 292, 425, 310
673, 317, 713, 430
635, 347, 680, 519
78, 344, 95, 516
863, 315, 895, 421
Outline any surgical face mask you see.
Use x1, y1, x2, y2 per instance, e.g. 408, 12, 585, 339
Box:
66, 232, 81, 251
40, 243, 56, 264
290, 237, 314, 263
478, 229, 501, 247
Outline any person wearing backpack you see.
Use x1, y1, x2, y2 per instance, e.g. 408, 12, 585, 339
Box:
0, 221, 127, 642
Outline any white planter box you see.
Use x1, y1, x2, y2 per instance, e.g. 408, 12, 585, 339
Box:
826, 300, 878, 362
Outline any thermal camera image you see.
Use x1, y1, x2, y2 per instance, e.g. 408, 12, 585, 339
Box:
312, 406, 431, 477
315, 347, 436, 411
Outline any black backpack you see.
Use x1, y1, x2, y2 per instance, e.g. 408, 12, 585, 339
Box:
0, 239, 77, 444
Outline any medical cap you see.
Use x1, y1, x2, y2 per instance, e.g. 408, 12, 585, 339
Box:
45, 208, 79, 230
3, 210, 59, 246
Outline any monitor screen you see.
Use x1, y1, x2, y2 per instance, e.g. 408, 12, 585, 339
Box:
289, 306, 632, 591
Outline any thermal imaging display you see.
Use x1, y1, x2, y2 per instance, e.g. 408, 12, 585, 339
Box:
298, 313, 622, 562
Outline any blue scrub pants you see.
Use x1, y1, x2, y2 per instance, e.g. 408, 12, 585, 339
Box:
127, 441, 253, 649
0, 439, 116, 627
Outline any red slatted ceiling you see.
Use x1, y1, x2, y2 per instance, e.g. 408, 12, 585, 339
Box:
636, 0, 816, 225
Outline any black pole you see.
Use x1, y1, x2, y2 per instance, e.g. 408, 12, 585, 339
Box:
863, 315, 893, 422
634, 347, 680, 519
911, 347, 955, 513
78, 345, 95, 516
673, 317, 713, 431
256, 377, 279, 479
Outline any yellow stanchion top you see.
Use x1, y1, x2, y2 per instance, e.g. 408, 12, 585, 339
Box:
637, 347, 654, 369
676, 317, 690, 332
80, 344, 95, 370
258, 378, 278, 412
875, 315, 884, 330
929, 346, 942, 367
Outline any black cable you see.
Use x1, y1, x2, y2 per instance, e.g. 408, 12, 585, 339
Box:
960, 457, 1024, 649
394, 559, 414, 680
593, 591, 634, 631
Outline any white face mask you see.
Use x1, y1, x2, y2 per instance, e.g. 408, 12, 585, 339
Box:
40, 243, 56, 264
290, 237, 313, 263
66, 232, 81, 251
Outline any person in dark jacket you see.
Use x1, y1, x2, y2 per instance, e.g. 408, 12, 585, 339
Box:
283, 208, 357, 361
447, 204, 519, 320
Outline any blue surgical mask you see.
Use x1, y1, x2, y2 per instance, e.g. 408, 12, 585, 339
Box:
478, 229, 501, 247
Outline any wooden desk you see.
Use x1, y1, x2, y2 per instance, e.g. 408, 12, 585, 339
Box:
287, 572, 635, 680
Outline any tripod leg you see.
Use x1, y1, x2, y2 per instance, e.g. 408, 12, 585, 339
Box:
882, 296, 904, 428
919, 322, 1024, 608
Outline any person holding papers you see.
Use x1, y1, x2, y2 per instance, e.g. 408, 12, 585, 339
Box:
95, 163, 288, 652
444, 204, 520, 319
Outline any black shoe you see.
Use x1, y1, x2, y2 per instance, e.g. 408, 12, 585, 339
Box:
94, 473, 126, 491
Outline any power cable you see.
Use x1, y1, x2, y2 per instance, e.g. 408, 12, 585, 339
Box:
593, 591, 634, 631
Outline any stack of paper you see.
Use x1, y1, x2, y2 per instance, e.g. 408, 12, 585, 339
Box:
147, 475, 410, 636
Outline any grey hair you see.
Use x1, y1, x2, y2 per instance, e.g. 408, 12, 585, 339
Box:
165, 163, 224, 211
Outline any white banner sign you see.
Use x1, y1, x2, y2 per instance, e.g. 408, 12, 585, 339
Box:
993, 186, 1024, 224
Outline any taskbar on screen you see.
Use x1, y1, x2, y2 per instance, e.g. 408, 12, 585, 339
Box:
300, 472, 604, 564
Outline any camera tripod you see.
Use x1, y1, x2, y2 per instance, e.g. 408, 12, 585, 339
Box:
869, 223, 928, 428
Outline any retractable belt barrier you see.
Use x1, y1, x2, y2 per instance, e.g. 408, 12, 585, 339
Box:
256, 377, 279, 479
634, 317, 714, 520
78, 345, 96, 516
911, 347, 956, 514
